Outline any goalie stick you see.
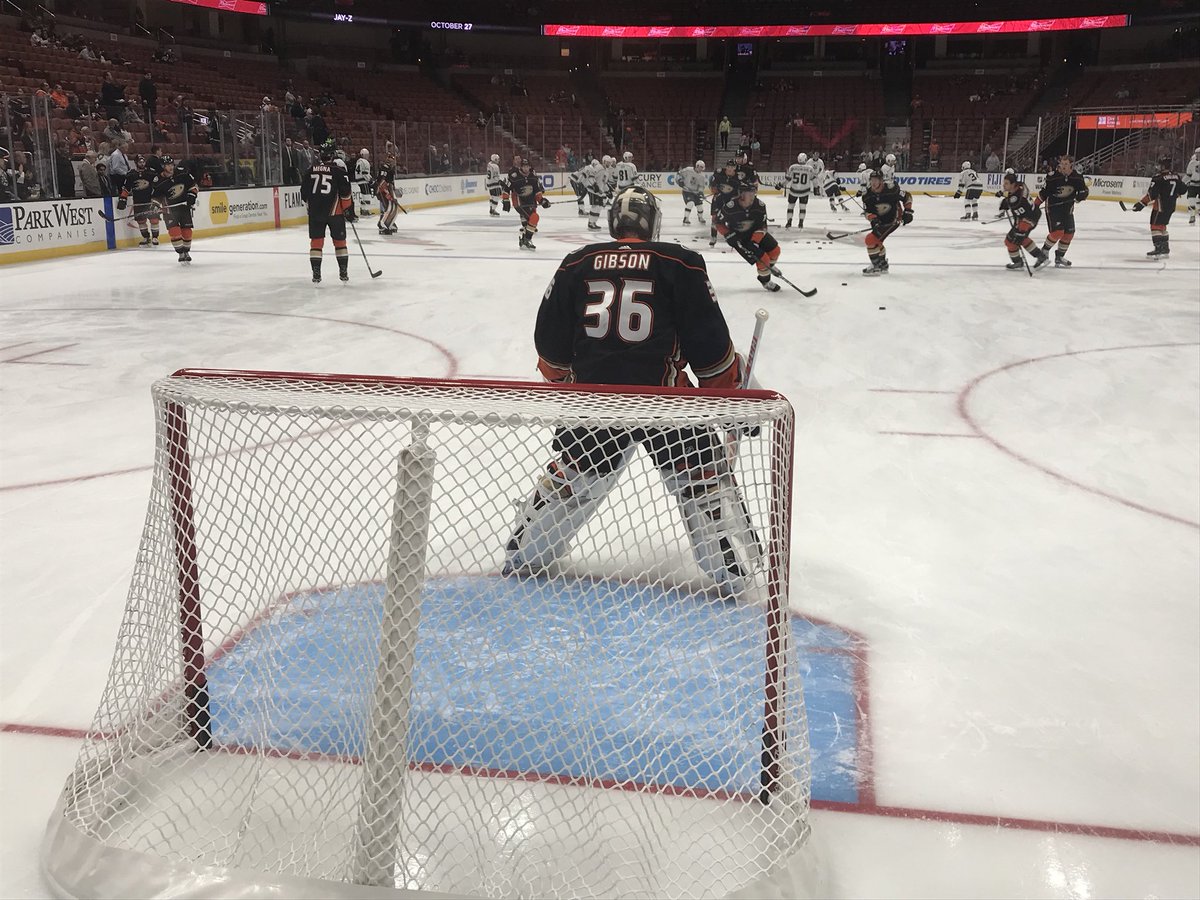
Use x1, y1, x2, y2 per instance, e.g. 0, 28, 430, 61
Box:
722, 309, 770, 576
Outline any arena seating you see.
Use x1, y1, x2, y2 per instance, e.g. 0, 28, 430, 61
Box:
742, 75, 884, 169
598, 75, 723, 169
453, 73, 608, 167
912, 71, 1034, 166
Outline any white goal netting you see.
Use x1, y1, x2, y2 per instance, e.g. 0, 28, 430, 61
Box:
42, 371, 810, 899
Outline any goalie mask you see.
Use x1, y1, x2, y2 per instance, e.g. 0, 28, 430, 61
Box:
608, 185, 661, 242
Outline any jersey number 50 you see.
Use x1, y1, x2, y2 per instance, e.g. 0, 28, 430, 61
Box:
584, 279, 654, 343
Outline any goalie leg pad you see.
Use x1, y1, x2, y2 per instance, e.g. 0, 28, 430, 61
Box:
505, 430, 634, 574
642, 427, 757, 595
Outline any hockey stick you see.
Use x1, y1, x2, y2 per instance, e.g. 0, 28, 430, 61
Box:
725, 308, 770, 574
99, 200, 189, 223
826, 226, 872, 241
1118, 200, 1128, 211
772, 270, 818, 298
346, 216, 383, 278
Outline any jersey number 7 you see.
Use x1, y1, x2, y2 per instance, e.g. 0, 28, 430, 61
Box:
584, 279, 654, 342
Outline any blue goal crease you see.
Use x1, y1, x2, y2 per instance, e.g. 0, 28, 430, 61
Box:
206, 576, 865, 804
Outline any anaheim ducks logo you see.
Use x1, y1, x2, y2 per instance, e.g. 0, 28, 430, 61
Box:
519, 184, 535, 198
1054, 185, 1074, 198
133, 176, 152, 191
165, 181, 187, 201
873, 202, 894, 217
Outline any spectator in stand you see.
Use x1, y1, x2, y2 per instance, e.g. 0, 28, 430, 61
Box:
283, 137, 300, 184
0, 147, 10, 202
928, 137, 941, 168
20, 121, 35, 155
79, 43, 97, 61
738, 132, 750, 157
50, 84, 69, 109
12, 151, 35, 200
64, 93, 83, 119
100, 71, 126, 121
104, 118, 130, 145
718, 115, 731, 151
139, 71, 157, 123
750, 134, 761, 160
985, 150, 1001, 172
94, 160, 112, 197
108, 140, 131, 179
54, 140, 76, 197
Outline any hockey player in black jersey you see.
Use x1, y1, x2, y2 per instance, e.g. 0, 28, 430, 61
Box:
999, 173, 1049, 270
1132, 157, 1184, 258
151, 156, 199, 263
375, 155, 401, 234
708, 158, 740, 246
117, 155, 160, 247
1036, 155, 1089, 267
503, 157, 550, 250
714, 181, 782, 292
301, 140, 355, 282
860, 170, 913, 276
505, 185, 757, 595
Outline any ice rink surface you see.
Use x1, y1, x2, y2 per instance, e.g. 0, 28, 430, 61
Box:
2, 190, 1198, 898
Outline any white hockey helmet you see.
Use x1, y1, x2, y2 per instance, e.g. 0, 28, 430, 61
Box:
1004, 167, 1015, 175
1194, 146, 1200, 156
695, 160, 705, 171
961, 160, 972, 170
360, 148, 369, 158
885, 153, 897, 164
797, 153, 808, 164
622, 151, 633, 162
490, 153, 499, 163
857, 162, 867, 171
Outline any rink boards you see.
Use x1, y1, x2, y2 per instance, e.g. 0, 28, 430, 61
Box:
0, 169, 1150, 266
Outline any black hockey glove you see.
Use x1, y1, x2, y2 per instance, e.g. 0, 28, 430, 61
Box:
186, 193, 197, 208
870, 220, 888, 239
502, 199, 511, 212
344, 204, 357, 222
116, 197, 127, 210
1026, 207, 1041, 226
953, 191, 962, 200
1132, 201, 1144, 212
995, 190, 1004, 198
902, 210, 914, 225
539, 197, 551, 209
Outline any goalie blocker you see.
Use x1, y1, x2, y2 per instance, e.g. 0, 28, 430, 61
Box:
505, 185, 761, 594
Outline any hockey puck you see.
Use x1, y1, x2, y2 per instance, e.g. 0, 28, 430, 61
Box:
878, 306, 886, 310
841, 282, 848, 286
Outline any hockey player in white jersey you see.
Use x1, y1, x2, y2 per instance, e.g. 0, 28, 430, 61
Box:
780, 153, 815, 229
881, 153, 897, 187
354, 149, 373, 216
855, 162, 870, 196
599, 155, 618, 203
584, 157, 608, 231
615, 151, 639, 190
820, 166, 848, 211
568, 166, 589, 217
485, 153, 505, 217
1186, 146, 1199, 225
676, 160, 708, 226
954, 160, 984, 220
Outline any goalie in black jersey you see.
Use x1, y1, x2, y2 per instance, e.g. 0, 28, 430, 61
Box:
504, 185, 760, 596
301, 140, 355, 283
375, 155, 401, 234
117, 155, 160, 247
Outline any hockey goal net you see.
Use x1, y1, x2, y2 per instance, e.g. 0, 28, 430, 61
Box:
42, 370, 810, 899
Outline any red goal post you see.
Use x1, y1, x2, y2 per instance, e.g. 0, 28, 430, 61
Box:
43, 369, 811, 899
